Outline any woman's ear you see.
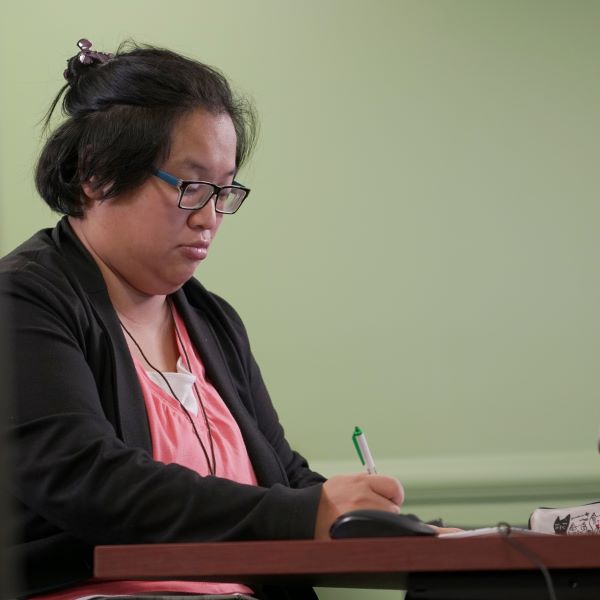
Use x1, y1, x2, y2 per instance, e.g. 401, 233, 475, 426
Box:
81, 178, 104, 201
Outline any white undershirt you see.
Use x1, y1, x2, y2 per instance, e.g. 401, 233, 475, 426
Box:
146, 357, 199, 415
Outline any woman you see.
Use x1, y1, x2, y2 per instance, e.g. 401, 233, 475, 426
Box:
1, 40, 404, 600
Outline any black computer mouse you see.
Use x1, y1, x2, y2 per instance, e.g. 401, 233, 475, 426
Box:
330, 509, 437, 539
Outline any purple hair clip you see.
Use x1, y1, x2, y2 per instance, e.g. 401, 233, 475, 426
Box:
76, 38, 114, 65
64, 38, 114, 80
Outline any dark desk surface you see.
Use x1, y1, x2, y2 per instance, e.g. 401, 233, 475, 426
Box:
94, 533, 600, 590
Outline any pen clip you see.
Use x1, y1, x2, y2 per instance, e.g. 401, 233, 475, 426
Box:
352, 426, 366, 466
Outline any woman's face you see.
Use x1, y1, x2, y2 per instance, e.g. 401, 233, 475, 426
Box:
76, 108, 238, 296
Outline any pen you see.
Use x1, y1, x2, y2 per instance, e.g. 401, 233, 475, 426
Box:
352, 426, 377, 474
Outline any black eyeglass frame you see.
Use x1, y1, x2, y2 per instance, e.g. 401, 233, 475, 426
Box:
152, 168, 251, 214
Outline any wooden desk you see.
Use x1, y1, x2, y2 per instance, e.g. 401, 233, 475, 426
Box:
94, 534, 600, 598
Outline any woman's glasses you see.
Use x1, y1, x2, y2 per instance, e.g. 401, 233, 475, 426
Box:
153, 169, 250, 214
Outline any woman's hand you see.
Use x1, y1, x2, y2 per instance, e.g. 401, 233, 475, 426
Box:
314, 473, 405, 539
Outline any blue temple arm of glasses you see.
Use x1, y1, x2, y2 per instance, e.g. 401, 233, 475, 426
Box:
153, 169, 181, 186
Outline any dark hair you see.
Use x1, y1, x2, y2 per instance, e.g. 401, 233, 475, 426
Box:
35, 41, 258, 216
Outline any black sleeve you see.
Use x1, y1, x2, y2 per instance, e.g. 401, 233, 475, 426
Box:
3, 266, 322, 548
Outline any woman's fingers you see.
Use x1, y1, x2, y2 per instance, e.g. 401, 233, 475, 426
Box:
314, 473, 405, 539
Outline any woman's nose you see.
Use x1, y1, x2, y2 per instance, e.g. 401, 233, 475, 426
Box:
188, 196, 218, 229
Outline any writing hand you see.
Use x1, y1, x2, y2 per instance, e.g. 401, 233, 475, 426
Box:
314, 473, 404, 539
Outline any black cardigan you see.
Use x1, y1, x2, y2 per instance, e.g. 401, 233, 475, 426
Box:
1, 218, 324, 599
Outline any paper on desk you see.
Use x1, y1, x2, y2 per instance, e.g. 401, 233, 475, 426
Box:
438, 527, 549, 538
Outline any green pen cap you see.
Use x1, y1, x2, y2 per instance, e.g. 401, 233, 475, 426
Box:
352, 426, 365, 465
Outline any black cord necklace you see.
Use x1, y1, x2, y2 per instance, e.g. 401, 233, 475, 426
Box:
119, 302, 217, 476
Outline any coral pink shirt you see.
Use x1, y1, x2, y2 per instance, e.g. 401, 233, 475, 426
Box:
35, 308, 258, 599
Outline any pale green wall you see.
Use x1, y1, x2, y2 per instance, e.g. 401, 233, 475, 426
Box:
1, 2, 599, 598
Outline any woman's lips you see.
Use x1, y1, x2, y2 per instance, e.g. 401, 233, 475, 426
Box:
179, 243, 209, 261
179, 231, 211, 261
